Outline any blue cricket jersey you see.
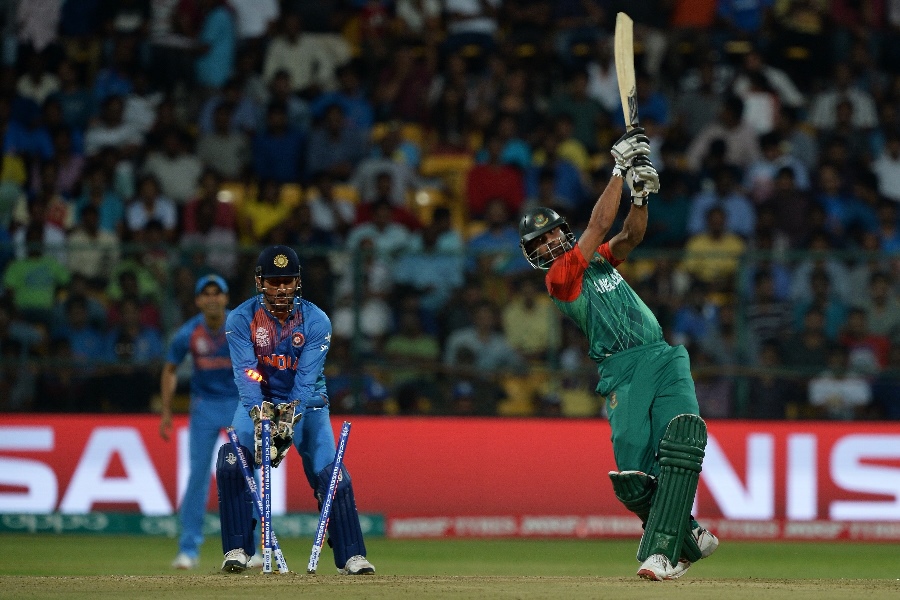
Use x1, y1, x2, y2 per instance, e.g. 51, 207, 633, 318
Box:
225, 295, 330, 412
166, 311, 238, 400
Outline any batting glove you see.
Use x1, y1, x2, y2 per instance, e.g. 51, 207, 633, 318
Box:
627, 156, 660, 205
271, 401, 301, 468
249, 401, 275, 466
610, 127, 651, 178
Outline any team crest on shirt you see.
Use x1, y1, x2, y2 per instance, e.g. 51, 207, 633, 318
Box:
196, 337, 210, 355
256, 327, 270, 346
292, 331, 305, 348
608, 391, 617, 410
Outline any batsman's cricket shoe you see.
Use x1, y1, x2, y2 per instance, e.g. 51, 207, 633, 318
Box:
637, 554, 680, 581
339, 555, 375, 575
221, 549, 250, 573
669, 525, 720, 579
171, 552, 198, 570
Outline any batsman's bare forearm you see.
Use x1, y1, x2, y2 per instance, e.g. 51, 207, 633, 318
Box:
578, 174, 625, 262
609, 203, 648, 260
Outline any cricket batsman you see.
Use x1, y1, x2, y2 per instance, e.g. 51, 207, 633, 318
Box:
518, 128, 719, 580
216, 245, 374, 575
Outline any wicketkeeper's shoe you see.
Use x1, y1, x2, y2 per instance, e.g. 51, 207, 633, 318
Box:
171, 552, 198, 570
339, 555, 375, 575
637, 554, 679, 581
669, 524, 720, 578
221, 549, 250, 573
248, 554, 264, 569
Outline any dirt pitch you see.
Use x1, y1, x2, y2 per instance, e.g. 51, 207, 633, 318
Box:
4, 574, 900, 600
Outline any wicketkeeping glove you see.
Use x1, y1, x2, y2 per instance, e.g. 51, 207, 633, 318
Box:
610, 127, 651, 178
627, 155, 660, 205
249, 401, 275, 466
271, 401, 301, 468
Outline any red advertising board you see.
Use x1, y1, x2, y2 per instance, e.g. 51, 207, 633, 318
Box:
1, 416, 898, 539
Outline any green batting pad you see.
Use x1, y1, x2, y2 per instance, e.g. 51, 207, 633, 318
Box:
636, 414, 707, 564
609, 471, 655, 523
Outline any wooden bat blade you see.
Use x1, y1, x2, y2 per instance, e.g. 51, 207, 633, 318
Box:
614, 12, 639, 131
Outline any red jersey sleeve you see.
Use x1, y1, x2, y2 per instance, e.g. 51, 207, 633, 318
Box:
546, 245, 589, 302
545, 242, 624, 302
598, 242, 624, 267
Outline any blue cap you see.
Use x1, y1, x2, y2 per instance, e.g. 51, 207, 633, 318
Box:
195, 274, 229, 295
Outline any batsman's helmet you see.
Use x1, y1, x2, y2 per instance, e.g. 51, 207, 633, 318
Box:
518, 207, 575, 270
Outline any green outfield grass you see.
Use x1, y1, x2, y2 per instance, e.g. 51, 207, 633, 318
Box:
2, 535, 898, 599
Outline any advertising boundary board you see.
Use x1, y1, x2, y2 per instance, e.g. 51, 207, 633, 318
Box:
1, 415, 898, 540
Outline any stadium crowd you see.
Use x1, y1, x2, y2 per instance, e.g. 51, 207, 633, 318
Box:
0, 0, 898, 420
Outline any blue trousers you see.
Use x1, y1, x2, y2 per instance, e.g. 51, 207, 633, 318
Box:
178, 397, 240, 557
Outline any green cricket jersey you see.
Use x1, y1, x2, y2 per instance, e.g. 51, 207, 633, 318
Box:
545, 242, 663, 361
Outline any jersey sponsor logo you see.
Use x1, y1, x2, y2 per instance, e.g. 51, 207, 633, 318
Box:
258, 354, 299, 370
591, 269, 624, 295
255, 326, 270, 347
292, 331, 304, 348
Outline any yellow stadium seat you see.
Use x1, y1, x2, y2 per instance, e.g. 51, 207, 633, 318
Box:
420, 153, 474, 178
401, 123, 424, 146
279, 183, 303, 204
332, 183, 360, 204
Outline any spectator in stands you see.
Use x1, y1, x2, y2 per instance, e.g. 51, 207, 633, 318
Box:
262, 12, 351, 98
238, 178, 299, 242
263, 69, 311, 133
196, 102, 249, 180
75, 164, 124, 236
745, 270, 792, 357
382, 305, 441, 415
467, 198, 530, 275
393, 216, 464, 324
691, 347, 732, 419
808, 62, 879, 132
311, 60, 374, 133
251, 102, 305, 183
193, 0, 235, 90
0, 296, 45, 362
860, 271, 900, 338
345, 198, 412, 260
66, 204, 120, 290
443, 300, 525, 374
871, 128, 900, 203
103, 296, 164, 413
808, 346, 872, 420
525, 128, 587, 214
871, 345, 900, 419
548, 69, 605, 153
746, 340, 792, 419
2, 221, 70, 329
142, 129, 203, 205
305, 102, 369, 182
465, 132, 525, 218
52, 59, 93, 132
125, 174, 177, 243
643, 170, 690, 249
685, 95, 761, 173
198, 77, 262, 135
351, 122, 424, 207
681, 206, 746, 286
500, 273, 561, 362
84, 95, 142, 157
687, 164, 756, 238
793, 267, 849, 340
306, 171, 356, 243
180, 169, 238, 278
839, 307, 891, 374
373, 41, 434, 123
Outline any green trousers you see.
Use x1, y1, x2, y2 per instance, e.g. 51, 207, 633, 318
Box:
597, 341, 700, 477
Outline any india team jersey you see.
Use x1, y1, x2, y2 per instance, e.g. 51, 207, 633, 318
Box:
166, 311, 238, 400
545, 242, 663, 360
225, 295, 330, 412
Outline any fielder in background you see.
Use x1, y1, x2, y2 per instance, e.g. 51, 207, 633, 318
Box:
160, 274, 256, 569
518, 128, 719, 581
217, 245, 375, 575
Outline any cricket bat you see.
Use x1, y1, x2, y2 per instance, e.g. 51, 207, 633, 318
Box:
614, 12, 639, 132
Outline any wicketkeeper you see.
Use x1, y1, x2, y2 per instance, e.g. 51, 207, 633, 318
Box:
518, 128, 719, 581
216, 245, 375, 575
